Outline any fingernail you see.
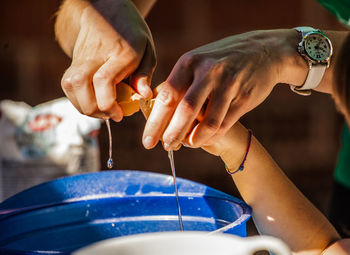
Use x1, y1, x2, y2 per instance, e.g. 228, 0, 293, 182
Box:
140, 86, 152, 99
183, 142, 191, 148
143, 136, 154, 149
174, 143, 182, 151
111, 114, 123, 122
188, 124, 200, 146
163, 142, 171, 151
138, 78, 152, 99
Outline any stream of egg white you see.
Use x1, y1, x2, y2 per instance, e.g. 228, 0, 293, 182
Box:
105, 119, 113, 169
105, 118, 184, 230
168, 150, 184, 231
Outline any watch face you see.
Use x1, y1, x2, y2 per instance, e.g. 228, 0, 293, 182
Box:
304, 32, 331, 61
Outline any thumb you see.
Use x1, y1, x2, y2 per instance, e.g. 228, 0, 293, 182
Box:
130, 41, 157, 99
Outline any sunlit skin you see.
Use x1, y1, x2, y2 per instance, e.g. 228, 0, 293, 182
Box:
135, 86, 350, 254
142, 30, 349, 151
202, 122, 350, 255
55, 1, 350, 253
55, 1, 350, 151
55, 0, 156, 122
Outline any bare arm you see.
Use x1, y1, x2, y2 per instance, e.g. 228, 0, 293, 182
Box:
55, 0, 156, 57
142, 29, 350, 151
55, 0, 88, 57
54, 0, 156, 122
202, 123, 343, 255
280, 30, 350, 95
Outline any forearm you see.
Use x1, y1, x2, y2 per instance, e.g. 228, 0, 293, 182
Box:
55, 0, 88, 57
54, 0, 156, 57
205, 123, 340, 254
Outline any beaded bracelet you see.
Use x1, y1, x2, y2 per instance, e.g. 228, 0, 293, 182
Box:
225, 129, 253, 175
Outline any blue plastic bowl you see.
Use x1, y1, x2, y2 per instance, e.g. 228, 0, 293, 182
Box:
0, 170, 251, 254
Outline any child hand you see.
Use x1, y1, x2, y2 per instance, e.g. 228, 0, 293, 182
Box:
201, 122, 251, 170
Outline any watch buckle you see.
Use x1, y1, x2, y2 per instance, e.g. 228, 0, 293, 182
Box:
290, 85, 312, 96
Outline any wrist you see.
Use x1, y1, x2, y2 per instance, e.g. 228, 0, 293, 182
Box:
277, 29, 309, 86
219, 124, 251, 170
279, 29, 346, 96
202, 123, 250, 169
55, 0, 89, 57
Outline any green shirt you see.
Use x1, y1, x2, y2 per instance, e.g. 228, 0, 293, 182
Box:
318, 0, 350, 27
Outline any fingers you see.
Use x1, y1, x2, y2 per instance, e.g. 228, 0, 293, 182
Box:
61, 62, 106, 119
130, 41, 156, 99
93, 56, 134, 121
142, 81, 183, 149
198, 99, 248, 146
161, 76, 212, 150
59, 0, 157, 122
62, 55, 136, 122
184, 88, 234, 148
142, 60, 194, 149
61, 73, 81, 113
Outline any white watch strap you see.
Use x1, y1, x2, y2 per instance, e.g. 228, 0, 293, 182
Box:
291, 26, 330, 96
298, 64, 327, 90
290, 65, 326, 95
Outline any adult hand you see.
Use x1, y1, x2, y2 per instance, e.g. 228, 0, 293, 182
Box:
143, 29, 307, 150
58, 0, 156, 122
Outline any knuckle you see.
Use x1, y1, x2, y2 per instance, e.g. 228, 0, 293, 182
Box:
93, 70, 111, 85
209, 62, 230, 81
164, 133, 182, 145
203, 117, 220, 132
61, 77, 73, 92
231, 94, 246, 107
231, 99, 243, 109
179, 52, 199, 69
195, 58, 223, 78
97, 101, 115, 113
242, 86, 254, 98
181, 94, 198, 113
202, 58, 220, 71
224, 75, 239, 94
239, 94, 250, 103
81, 105, 98, 116
237, 91, 251, 103
156, 88, 177, 108
71, 71, 89, 86
116, 43, 141, 64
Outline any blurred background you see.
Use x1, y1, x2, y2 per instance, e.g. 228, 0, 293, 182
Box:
0, 0, 347, 233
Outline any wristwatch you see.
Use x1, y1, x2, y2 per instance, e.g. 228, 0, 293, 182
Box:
290, 26, 333, 96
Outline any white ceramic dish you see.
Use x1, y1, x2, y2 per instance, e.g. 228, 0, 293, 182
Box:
74, 231, 291, 255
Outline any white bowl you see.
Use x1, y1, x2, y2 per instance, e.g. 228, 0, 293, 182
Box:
74, 231, 291, 255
